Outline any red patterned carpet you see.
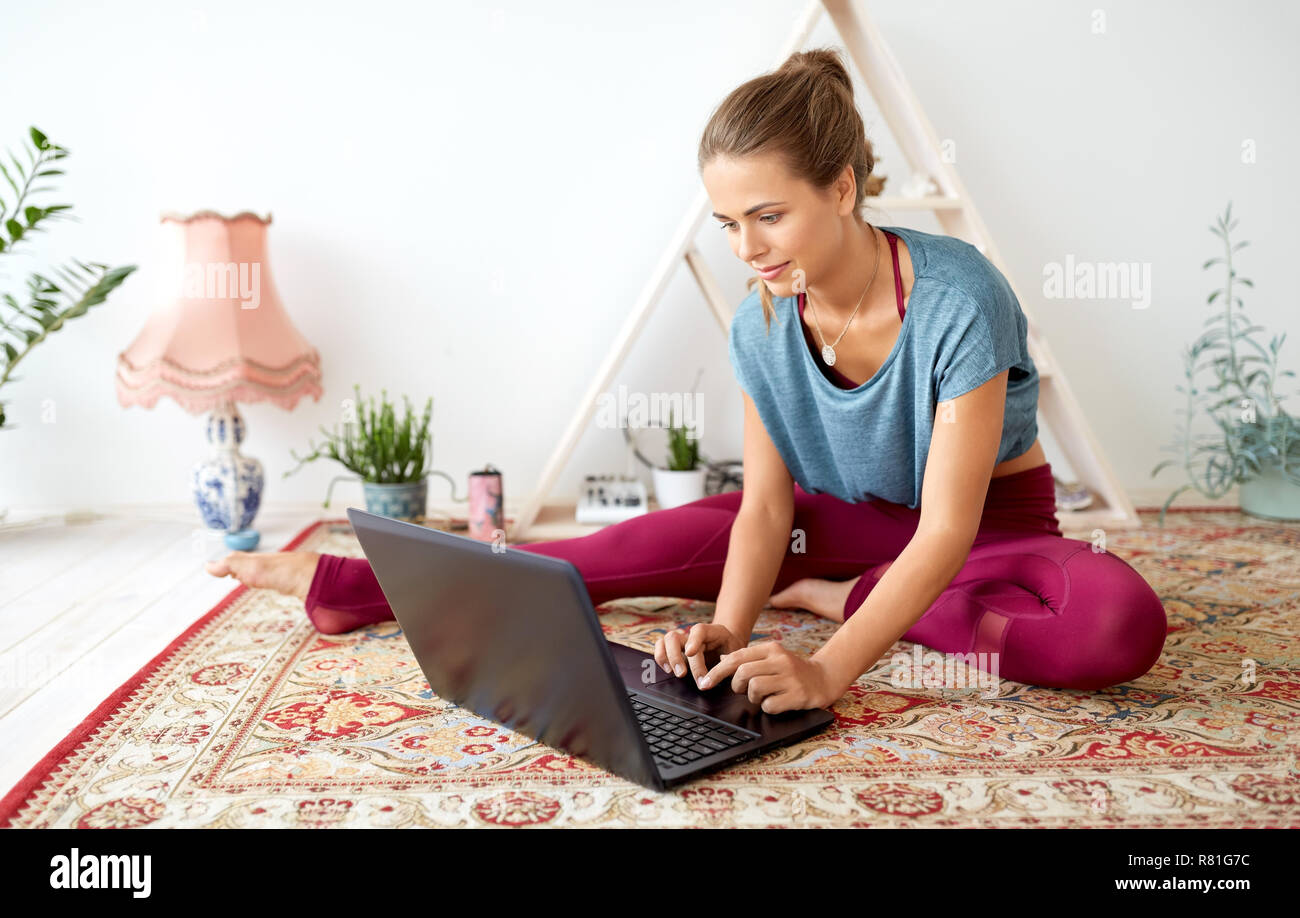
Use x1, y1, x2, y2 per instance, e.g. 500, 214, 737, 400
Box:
2, 509, 1297, 827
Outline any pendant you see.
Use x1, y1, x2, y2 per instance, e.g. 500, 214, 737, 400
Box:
821, 344, 837, 366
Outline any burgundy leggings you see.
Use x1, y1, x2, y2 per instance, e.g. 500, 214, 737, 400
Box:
305, 463, 1167, 691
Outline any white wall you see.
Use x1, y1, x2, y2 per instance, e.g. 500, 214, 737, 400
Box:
1, 0, 1296, 516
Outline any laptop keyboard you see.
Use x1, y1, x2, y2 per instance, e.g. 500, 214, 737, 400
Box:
627, 690, 755, 769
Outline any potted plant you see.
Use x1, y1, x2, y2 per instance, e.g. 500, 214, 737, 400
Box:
1151, 203, 1300, 525
0, 126, 137, 523
652, 404, 706, 509
285, 383, 434, 522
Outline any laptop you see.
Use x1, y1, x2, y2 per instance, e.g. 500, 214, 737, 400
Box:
346, 508, 835, 791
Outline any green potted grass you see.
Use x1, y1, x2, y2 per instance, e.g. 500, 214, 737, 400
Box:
285, 383, 434, 522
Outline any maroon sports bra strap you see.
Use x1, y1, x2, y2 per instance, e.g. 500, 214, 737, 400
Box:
886, 230, 905, 320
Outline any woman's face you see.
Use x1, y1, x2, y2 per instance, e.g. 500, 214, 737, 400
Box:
702, 151, 854, 297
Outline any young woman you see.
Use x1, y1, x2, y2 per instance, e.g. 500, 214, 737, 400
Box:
207, 48, 1166, 713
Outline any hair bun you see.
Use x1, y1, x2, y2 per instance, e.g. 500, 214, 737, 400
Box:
781, 48, 854, 94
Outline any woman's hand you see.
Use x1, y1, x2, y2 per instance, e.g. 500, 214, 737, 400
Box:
696, 641, 844, 714
655, 623, 746, 687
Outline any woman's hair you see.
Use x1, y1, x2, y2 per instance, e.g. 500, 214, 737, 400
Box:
698, 47, 879, 333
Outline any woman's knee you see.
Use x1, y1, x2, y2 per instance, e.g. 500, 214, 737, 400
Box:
1058, 550, 1168, 688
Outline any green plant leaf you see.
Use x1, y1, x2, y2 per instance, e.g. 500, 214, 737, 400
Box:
51, 266, 84, 293
0, 161, 19, 198
1150, 459, 1178, 477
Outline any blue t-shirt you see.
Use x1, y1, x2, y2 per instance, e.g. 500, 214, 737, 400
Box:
727, 224, 1039, 509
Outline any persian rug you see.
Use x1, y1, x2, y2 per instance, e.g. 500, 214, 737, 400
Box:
2, 509, 1297, 828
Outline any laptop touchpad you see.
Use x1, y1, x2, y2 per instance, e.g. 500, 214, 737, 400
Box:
640, 674, 764, 727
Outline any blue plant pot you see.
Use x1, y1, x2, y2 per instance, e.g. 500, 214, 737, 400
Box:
361, 479, 428, 523
1239, 464, 1300, 521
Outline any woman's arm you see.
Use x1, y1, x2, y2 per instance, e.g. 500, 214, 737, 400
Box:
712, 507, 793, 641
813, 369, 1011, 695
713, 390, 795, 641
812, 529, 972, 692
659, 389, 795, 684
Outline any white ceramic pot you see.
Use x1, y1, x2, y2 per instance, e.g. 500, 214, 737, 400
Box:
1239, 463, 1300, 521
652, 467, 706, 510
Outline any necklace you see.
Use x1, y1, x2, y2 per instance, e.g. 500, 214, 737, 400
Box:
806, 226, 881, 367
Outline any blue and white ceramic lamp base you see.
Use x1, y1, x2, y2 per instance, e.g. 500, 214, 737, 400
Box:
192, 402, 263, 551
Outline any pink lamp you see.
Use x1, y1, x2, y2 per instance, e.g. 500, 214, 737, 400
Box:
115, 210, 323, 550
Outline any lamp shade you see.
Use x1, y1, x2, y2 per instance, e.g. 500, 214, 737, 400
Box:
115, 210, 322, 413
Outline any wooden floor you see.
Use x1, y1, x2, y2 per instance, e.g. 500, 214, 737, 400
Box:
0, 507, 320, 796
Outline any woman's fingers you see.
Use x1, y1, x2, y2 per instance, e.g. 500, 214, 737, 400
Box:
656, 633, 675, 675
657, 624, 741, 684
654, 634, 677, 674
686, 627, 713, 684
745, 674, 777, 704
681, 625, 708, 679
700, 642, 780, 690
669, 625, 711, 680
664, 629, 689, 676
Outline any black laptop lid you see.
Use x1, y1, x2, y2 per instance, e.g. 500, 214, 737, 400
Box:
346, 508, 661, 790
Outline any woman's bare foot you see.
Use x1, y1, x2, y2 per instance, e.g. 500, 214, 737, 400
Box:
767, 562, 894, 624
205, 550, 321, 602
768, 577, 856, 624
